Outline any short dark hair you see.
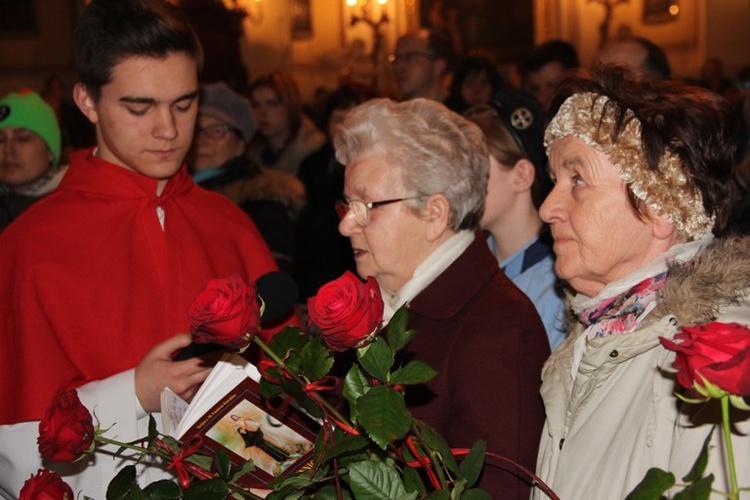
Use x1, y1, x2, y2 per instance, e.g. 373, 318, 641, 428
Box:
425, 29, 455, 70
74, 0, 203, 102
323, 82, 380, 129
550, 65, 737, 234
630, 36, 671, 80
446, 55, 507, 114
524, 40, 579, 74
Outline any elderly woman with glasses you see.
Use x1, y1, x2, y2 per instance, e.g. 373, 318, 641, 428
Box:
532, 65, 750, 499
187, 82, 304, 274
335, 97, 550, 497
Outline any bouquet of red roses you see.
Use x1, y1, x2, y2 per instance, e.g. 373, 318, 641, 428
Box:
25, 271, 553, 499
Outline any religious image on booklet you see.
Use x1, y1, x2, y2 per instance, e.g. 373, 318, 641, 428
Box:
162, 354, 319, 489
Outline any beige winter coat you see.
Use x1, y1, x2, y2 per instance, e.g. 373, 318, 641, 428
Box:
534, 235, 750, 499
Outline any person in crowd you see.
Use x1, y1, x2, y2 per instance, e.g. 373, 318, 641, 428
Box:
295, 81, 378, 301
0, 89, 65, 231
335, 97, 549, 496
445, 54, 507, 114
465, 89, 566, 350
0, 1, 293, 498
522, 39, 580, 111
533, 65, 750, 499
596, 35, 671, 80
188, 81, 303, 274
389, 28, 453, 102
247, 70, 325, 176
40, 74, 95, 162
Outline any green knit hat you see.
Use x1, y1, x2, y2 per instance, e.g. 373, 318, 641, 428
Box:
0, 89, 62, 167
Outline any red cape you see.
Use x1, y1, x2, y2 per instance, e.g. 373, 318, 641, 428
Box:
0, 149, 292, 424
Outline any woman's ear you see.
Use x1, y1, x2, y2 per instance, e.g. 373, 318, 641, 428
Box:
650, 211, 678, 241
512, 158, 536, 193
73, 83, 99, 125
424, 193, 451, 241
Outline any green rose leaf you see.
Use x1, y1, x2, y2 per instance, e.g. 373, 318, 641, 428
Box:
358, 337, 394, 382
259, 377, 283, 398
385, 306, 415, 353
460, 439, 487, 488
229, 457, 257, 483
624, 468, 676, 500
279, 378, 324, 418
141, 479, 180, 499
461, 489, 493, 500
268, 472, 319, 496
414, 420, 459, 474
184, 453, 213, 476
181, 478, 231, 500
322, 434, 370, 461
357, 385, 412, 449
682, 428, 714, 483
106, 464, 140, 500
268, 326, 308, 366
147, 414, 158, 444
672, 474, 714, 500
312, 485, 354, 499
390, 361, 438, 386
402, 466, 426, 494
347, 460, 408, 500
157, 436, 180, 454
300, 338, 334, 381
212, 449, 232, 479
423, 491, 450, 500
343, 364, 371, 424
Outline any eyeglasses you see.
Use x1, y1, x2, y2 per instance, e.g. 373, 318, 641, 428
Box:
388, 51, 438, 65
335, 196, 422, 227
195, 123, 243, 140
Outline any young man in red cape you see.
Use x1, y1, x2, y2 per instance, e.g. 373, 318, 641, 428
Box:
0, 1, 296, 497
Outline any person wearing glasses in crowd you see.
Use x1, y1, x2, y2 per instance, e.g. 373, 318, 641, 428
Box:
188, 82, 303, 274
465, 89, 567, 351
389, 29, 453, 102
334, 97, 549, 497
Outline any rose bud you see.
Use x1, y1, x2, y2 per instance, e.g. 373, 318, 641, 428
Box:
19, 469, 74, 500
660, 321, 750, 398
38, 389, 94, 463
188, 274, 261, 350
308, 271, 384, 352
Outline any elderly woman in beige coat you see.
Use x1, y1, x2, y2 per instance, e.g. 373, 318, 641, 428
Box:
533, 65, 750, 499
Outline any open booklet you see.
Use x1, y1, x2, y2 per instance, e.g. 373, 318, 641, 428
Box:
161, 353, 320, 489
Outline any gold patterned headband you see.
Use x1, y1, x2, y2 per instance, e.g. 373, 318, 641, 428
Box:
544, 92, 713, 240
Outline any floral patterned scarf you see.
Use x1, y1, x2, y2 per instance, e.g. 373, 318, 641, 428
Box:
576, 271, 668, 338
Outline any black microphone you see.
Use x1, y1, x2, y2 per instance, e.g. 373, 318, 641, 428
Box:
173, 271, 298, 360
255, 271, 299, 323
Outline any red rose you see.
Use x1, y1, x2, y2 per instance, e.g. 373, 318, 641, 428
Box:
189, 274, 261, 350
38, 390, 94, 463
307, 271, 384, 352
660, 322, 750, 397
19, 469, 74, 500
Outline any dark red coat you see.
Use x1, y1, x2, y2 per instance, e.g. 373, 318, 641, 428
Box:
404, 235, 549, 497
